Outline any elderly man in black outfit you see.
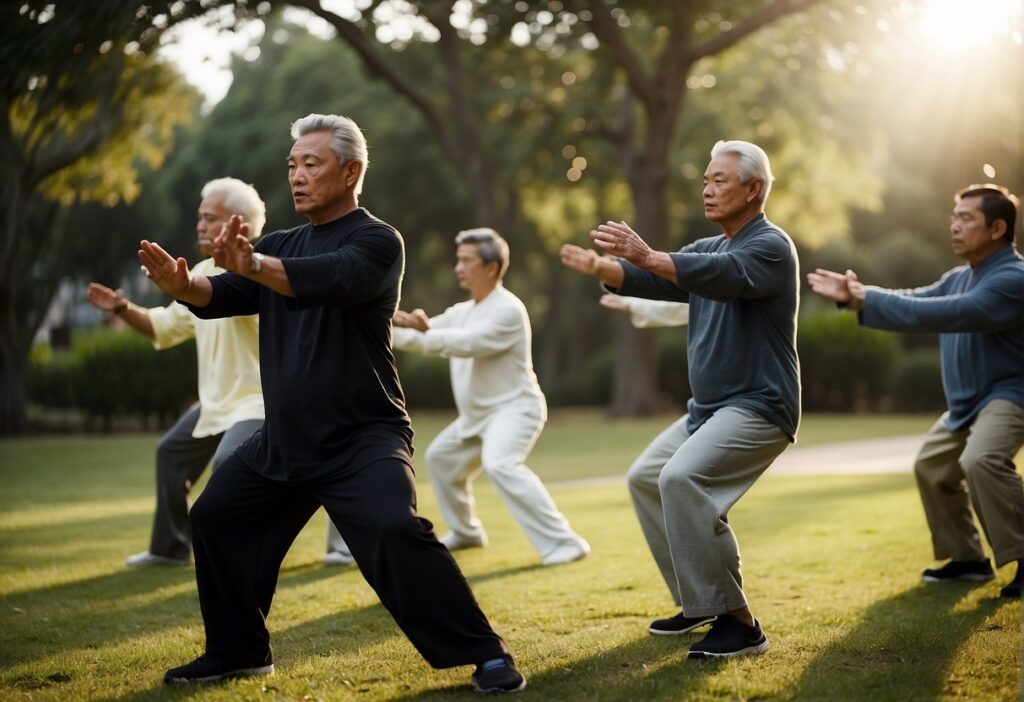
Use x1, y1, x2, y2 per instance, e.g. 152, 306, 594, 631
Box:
137, 113, 524, 693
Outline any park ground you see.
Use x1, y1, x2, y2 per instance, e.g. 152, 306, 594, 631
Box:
0, 411, 1020, 701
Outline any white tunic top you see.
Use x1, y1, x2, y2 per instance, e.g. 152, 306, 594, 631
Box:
147, 258, 264, 438
393, 285, 545, 438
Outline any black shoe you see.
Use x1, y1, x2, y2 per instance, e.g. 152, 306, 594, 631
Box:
921, 559, 995, 583
163, 653, 274, 684
648, 611, 716, 636
999, 560, 1023, 598
687, 615, 769, 659
471, 655, 526, 693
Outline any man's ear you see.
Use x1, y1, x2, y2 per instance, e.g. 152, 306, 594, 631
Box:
345, 161, 363, 189
989, 219, 1007, 242
746, 179, 763, 203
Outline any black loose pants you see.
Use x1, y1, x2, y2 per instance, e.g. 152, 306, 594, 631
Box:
189, 451, 508, 668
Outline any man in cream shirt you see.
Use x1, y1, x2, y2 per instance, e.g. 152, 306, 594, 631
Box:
88, 178, 269, 566
326, 228, 589, 566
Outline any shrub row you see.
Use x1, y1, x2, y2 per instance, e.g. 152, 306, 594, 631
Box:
29, 328, 198, 431
30, 314, 946, 431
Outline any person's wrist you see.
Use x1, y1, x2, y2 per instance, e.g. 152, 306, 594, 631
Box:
588, 255, 600, 276
251, 252, 264, 275
112, 299, 128, 315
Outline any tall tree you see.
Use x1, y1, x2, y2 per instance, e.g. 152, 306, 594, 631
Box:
0, 2, 198, 433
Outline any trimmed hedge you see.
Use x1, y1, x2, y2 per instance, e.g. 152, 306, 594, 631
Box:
29, 328, 198, 430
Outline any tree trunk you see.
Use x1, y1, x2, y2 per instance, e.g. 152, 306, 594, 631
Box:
0, 279, 27, 435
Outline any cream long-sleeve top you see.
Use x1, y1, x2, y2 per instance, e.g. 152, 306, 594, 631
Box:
393, 284, 545, 438
623, 297, 690, 328
147, 257, 264, 438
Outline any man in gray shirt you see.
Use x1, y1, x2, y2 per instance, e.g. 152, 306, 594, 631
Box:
809, 184, 1024, 598
561, 140, 800, 659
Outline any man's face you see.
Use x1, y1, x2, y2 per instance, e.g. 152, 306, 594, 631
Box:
196, 193, 232, 256
950, 195, 1002, 262
702, 154, 759, 224
288, 131, 352, 220
454, 243, 495, 293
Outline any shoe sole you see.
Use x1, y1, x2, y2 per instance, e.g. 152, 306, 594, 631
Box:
687, 639, 770, 659
648, 617, 715, 636
473, 678, 527, 693
922, 574, 994, 583
165, 664, 274, 684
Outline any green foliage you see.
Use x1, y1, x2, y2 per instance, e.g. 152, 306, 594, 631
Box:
395, 351, 453, 410
889, 349, 945, 413
28, 328, 197, 430
544, 347, 615, 406
799, 312, 901, 411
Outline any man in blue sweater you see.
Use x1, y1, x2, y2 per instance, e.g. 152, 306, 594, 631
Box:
808, 184, 1024, 598
561, 140, 800, 658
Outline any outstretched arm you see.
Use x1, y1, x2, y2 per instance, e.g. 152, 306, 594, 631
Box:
85, 282, 155, 338
213, 215, 295, 297
590, 221, 679, 284
807, 268, 864, 309
559, 243, 625, 288
138, 240, 213, 307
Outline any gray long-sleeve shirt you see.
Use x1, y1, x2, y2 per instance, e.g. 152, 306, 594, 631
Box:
615, 213, 801, 439
860, 244, 1024, 430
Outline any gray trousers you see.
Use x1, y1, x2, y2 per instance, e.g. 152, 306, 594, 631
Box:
627, 406, 789, 618
914, 399, 1024, 567
149, 403, 262, 559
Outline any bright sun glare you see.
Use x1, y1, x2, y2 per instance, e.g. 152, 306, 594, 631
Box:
917, 0, 1024, 49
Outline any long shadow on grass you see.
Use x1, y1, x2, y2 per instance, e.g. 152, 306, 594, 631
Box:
389, 633, 730, 701
792, 583, 1003, 700
0, 560, 343, 669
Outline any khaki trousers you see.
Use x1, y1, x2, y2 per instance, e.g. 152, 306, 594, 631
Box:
914, 399, 1024, 567
627, 406, 790, 617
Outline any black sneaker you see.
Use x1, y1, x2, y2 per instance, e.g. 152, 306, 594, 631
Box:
687, 615, 769, 659
921, 559, 995, 583
163, 653, 274, 684
999, 560, 1022, 598
471, 655, 526, 693
648, 611, 716, 636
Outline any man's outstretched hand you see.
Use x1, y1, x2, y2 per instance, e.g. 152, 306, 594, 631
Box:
139, 240, 192, 298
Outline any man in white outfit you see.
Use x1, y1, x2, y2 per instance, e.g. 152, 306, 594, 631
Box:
326, 228, 590, 566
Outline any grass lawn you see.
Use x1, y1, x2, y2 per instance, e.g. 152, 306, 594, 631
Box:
0, 411, 1018, 701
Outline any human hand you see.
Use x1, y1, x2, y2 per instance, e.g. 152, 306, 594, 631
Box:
808, 268, 865, 310
86, 282, 126, 312
394, 309, 430, 331
599, 293, 630, 314
559, 244, 600, 276
138, 240, 192, 297
212, 215, 255, 274
590, 221, 654, 269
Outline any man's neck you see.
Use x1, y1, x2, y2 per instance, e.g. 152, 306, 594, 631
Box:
965, 242, 1007, 268
470, 281, 499, 303
720, 208, 763, 238
308, 199, 359, 226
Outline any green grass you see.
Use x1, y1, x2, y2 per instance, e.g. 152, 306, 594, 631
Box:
0, 411, 1018, 701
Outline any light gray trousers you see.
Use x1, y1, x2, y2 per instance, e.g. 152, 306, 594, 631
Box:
914, 399, 1024, 567
329, 401, 583, 559
627, 406, 789, 618
150, 403, 262, 559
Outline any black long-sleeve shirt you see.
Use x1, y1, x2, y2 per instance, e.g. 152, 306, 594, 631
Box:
186, 208, 413, 480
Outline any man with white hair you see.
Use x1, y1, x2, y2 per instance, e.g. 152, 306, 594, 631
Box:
328, 227, 590, 567
86, 177, 267, 568
138, 114, 524, 692
561, 140, 800, 659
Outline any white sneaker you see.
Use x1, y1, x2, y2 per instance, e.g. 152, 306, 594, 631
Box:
542, 537, 591, 566
126, 550, 190, 567
439, 532, 487, 551
323, 550, 356, 566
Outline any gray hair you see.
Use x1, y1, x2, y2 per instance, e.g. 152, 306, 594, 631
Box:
289, 113, 369, 195
455, 227, 510, 279
710, 140, 774, 203
200, 177, 267, 239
